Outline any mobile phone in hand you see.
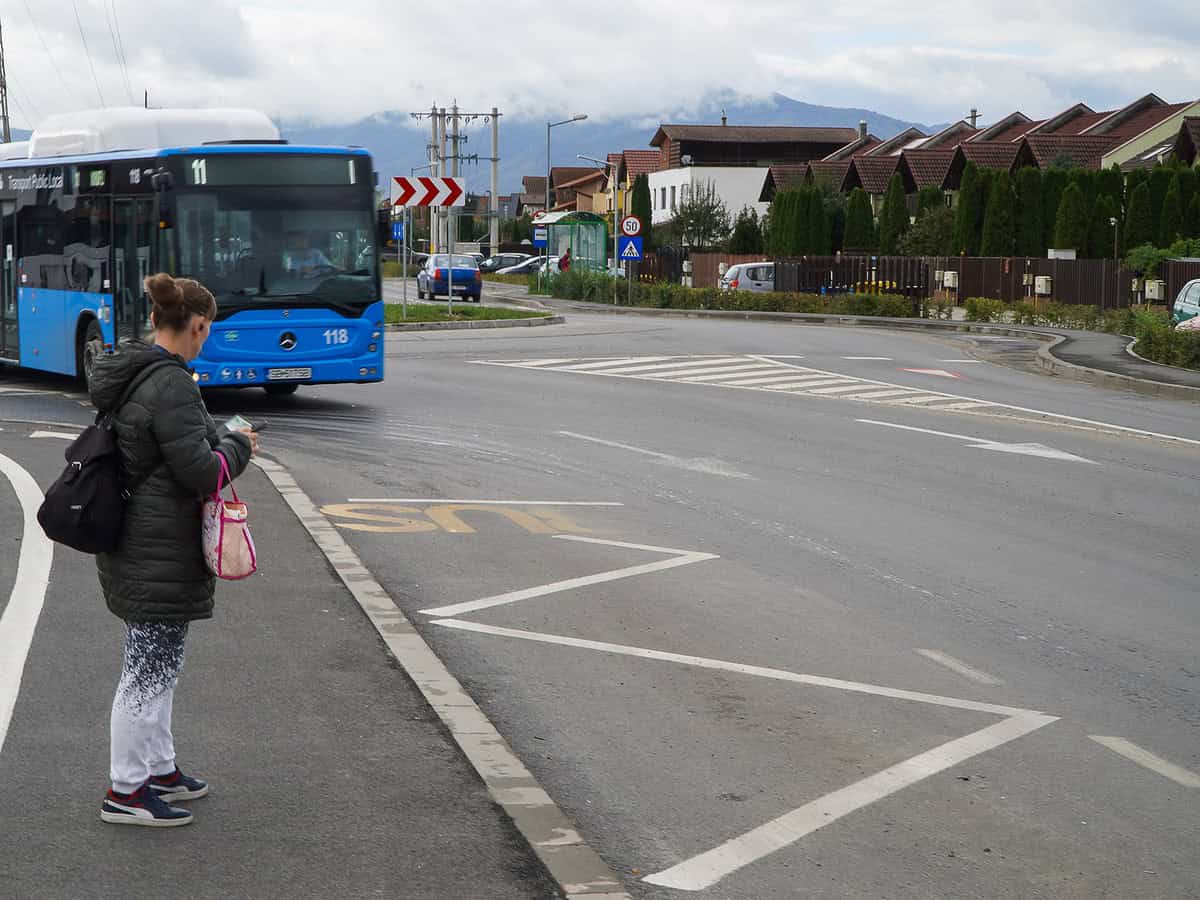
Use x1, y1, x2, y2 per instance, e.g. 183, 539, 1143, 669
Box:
224, 413, 255, 431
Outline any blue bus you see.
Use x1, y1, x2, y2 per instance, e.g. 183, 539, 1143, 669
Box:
0, 108, 383, 395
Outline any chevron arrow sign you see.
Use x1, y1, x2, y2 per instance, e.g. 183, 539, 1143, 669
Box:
391, 176, 466, 208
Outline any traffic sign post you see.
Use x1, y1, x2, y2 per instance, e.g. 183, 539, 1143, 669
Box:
621, 215, 643, 237
618, 236, 643, 261
533, 225, 548, 248
392, 220, 404, 242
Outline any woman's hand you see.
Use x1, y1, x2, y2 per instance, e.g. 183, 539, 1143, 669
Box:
237, 427, 260, 456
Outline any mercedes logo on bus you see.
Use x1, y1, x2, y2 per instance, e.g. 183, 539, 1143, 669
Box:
279, 332, 297, 351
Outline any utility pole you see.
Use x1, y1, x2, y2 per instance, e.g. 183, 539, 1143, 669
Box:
450, 102, 460, 252
438, 108, 448, 250
490, 107, 500, 254
0, 16, 12, 142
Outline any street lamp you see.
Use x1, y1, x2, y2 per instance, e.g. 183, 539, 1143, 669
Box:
544, 114, 587, 289
579, 152, 621, 301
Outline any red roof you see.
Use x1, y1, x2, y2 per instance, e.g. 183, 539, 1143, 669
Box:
822, 134, 881, 161
621, 149, 661, 177
1087, 101, 1191, 143
808, 160, 852, 185
899, 150, 955, 188
1018, 134, 1117, 169
651, 124, 859, 146
1048, 110, 1114, 135
845, 156, 902, 193
864, 127, 928, 157
988, 120, 1041, 142
959, 141, 1021, 170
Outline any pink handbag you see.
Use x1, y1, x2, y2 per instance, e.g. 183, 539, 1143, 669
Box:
201, 453, 257, 580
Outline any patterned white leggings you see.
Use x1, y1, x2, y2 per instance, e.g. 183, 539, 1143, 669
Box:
110, 621, 189, 794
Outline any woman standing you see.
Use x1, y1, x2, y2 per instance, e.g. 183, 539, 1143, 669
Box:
89, 274, 258, 827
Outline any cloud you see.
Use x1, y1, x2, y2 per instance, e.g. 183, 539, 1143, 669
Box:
4, 0, 1198, 131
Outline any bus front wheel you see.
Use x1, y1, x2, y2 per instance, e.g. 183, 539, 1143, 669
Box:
78, 319, 103, 383
264, 384, 299, 397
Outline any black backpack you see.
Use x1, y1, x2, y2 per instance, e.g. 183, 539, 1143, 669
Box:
37, 359, 176, 554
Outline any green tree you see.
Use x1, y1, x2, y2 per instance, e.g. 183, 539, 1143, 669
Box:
805, 188, 831, 253
1124, 182, 1155, 251
1159, 173, 1185, 246
1070, 168, 1099, 208
1041, 167, 1069, 252
898, 206, 956, 256
1177, 166, 1198, 220
1188, 193, 1200, 239
1097, 164, 1125, 207
954, 162, 985, 255
1014, 167, 1044, 256
728, 206, 764, 253
1124, 168, 1148, 205
916, 186, 944, 218
766, 189, 800, 255
1053, 182, 1089, 252
843, 188, 876, 252
671, 180, 731, 249
877, 173, 910, 255
980, 171, 1016, 256
1087, 195, 1121, 259
630, 174, 653, 250
1148, 164, 1172, 236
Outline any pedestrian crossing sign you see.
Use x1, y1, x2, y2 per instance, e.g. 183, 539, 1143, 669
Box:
619, 236, 643, 260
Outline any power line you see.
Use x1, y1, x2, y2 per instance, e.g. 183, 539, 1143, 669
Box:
22, 0, 78, 104
105, 0, 132, 104
70, 0, 105, 107
109, 0, 133, 105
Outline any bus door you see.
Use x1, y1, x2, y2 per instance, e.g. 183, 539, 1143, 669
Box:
0, 200, 15, 360
112, 197, 153, 341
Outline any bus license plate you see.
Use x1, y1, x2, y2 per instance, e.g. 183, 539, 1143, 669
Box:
268, 367, 312, 381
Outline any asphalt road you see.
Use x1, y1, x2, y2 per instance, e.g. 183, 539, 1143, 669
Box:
2, 310, 1197, 899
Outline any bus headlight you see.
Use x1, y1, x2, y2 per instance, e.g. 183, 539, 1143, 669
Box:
359, 367, 368, 376
368, 344, 377, 353
371, 330, 381, 340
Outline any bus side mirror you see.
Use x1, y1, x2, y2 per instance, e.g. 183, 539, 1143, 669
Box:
151, 169, 174, 192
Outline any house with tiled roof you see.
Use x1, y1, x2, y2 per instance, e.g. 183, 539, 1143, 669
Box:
1013, 134, 1116, 171
898, 149, 956, 191
610, 149, 662, 218
515, 175, 547, 217
842, 155, 912, 214
910, 121, 979, 151
1096, 94, 1200, 169
821, 122, 881, 161
646, 118, 857, 226
1171, 117, 1200, 167
550, 167, 607, 213
1027, 103, 1115, 136
943, 142, 1023, 190
862, 127, 928, 157
966, 112, 1040, 144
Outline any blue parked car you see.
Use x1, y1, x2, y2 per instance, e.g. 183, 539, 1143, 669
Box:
417, 254, 482, 302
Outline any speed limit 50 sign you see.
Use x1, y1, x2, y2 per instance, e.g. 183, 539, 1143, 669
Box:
621, 215, 643, 237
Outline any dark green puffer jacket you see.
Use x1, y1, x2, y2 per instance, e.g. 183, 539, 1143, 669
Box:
89, 341, 252, 622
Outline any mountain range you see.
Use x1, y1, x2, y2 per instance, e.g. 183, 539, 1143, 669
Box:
6, 94, 943, 198
282, 93, 945, 198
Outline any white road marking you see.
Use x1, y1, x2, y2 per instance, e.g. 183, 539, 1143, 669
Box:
915, 649, 1004, 685
29, 430, 79, 440
807, 384, 878, 395
556, 430, 751, 479
719, 374, 820, 387
430, 619, 1056, 890
0, 453, 55, 755
677, 366, 783, 382
901, 368, 961, 378
592, 357, 746, 376
430, 619, 1041, 716
846, 389, 923, 400
940, 359, 981, 363
643, 713, 1055, 890
770, 379, 858, 391
842, 356, 893, 360
253, 458, 630, 898
1089, 736, 1200, 788
559, 356, 676, 371
478, 356, 1200, 448
419, 535, 719, 618
345, 499, 624, 506
857, 419, 1098, 464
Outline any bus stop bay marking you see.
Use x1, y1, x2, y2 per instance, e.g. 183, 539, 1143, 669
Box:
429, 618, 1057, 892
318, 503, 605, 535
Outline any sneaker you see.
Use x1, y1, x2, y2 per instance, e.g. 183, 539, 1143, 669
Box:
148, 768, 209, 802
101, 785, 193, 827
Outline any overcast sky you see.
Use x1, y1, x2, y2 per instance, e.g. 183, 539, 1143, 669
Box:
6, 0, 1199, 132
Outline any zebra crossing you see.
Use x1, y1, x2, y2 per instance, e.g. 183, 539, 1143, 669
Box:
472, 355, 1000, 413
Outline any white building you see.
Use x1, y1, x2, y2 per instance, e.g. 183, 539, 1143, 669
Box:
646, 166, 770, 229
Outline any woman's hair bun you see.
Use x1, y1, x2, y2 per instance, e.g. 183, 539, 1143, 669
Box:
144, 273, 184, 309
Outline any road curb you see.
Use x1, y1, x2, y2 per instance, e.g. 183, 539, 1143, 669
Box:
553, 301, 1200, 402
252, 457, 631, 900
385, 314, 564, 332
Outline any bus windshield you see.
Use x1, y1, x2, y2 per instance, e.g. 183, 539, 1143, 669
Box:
173, 187, 377, 315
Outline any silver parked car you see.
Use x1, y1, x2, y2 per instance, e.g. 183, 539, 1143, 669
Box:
1172, 278, 1200, 324
719, 262, 774, 292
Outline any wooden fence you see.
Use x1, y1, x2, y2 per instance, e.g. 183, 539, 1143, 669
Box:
774, 256, 930, 298
688, 253, 771, 289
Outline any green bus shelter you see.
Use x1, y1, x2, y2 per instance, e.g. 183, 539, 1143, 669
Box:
536, 211, 608, 271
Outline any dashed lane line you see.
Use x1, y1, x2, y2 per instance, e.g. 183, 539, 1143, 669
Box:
915, 649, 1004, 685
1090, 736, 1200, 788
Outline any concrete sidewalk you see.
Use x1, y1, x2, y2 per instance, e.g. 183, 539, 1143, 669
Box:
1047, 327, 1200, 388
0, 433, 559, 900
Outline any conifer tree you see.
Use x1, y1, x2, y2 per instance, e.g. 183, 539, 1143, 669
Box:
844, 188, 876, 252
954, 162, 983, 255
1014, 167, 1044, 257
877, 174, 910, 255
980, 171, 1016, 256
1159, 173, 1185, 246
1053, 182, 1089, 252
1123, 182, 1154, 251
1041, 167, 1069, 252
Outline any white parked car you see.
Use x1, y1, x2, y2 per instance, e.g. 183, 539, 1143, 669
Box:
719, 262, 774, 292
496, 256, 546, 276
